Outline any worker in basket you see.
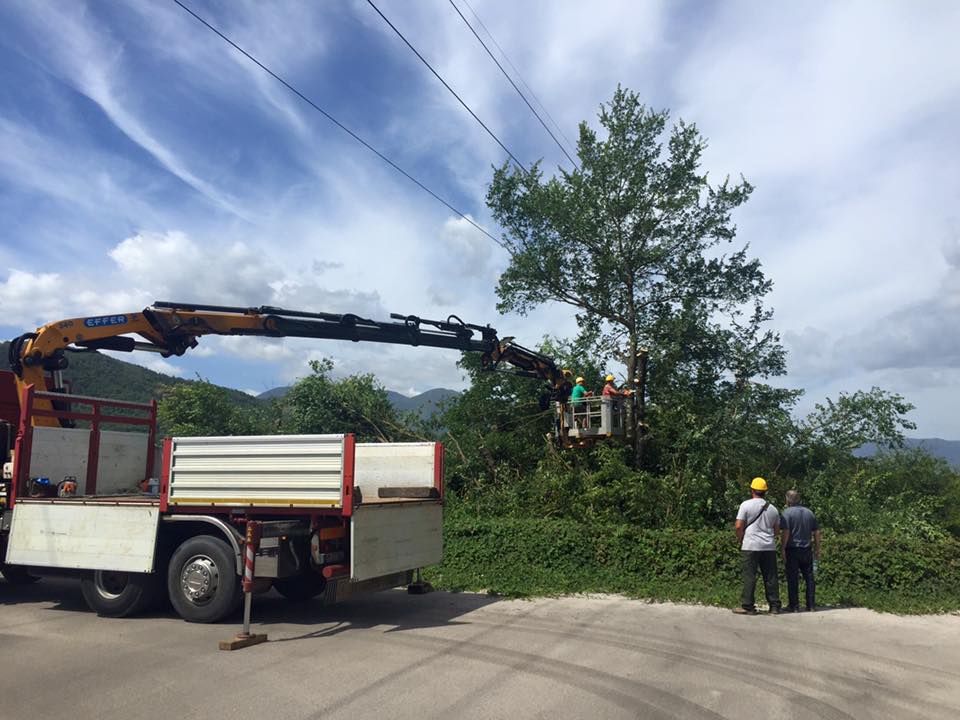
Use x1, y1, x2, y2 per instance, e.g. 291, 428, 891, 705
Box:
601, 373, 632, 398
570, 375, 592, 428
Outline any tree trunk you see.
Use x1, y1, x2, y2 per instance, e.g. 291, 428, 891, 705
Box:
633, 349, 649, 469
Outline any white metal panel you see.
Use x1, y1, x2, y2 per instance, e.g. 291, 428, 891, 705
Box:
96, 431, 149, 494
354, 443, 436, 499
350, 502, 442, 581
6, 503, 160, 572
168, 434, 345, 507
28, 426, 89, 484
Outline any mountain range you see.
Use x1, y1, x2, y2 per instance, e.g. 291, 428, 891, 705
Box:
257, 385, 459, 420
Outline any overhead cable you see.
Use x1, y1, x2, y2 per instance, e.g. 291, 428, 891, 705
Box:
448, 0, 579, 170
457, 0, 580, 166
170, 0, 501, 246
364, 0, 529, 174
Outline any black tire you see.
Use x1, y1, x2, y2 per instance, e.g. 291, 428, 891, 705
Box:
273, 573, 326, 602
167, 535, 240, 623
0, 564, 41, 584
79, 570, 161, 617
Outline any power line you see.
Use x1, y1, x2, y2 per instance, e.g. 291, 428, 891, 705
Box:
364, 0, 529, 174
458, 0, 579, 163
448, 0, 578, 170
170, 0, 502, 246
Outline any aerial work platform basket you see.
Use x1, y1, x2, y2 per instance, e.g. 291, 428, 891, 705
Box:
555, 396, 631, 444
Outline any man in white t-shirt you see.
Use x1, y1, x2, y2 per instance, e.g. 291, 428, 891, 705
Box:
733, 477, 785, 615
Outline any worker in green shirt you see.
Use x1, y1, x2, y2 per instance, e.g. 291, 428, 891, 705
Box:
571, 376, 589, 402
570, 376, 592, 428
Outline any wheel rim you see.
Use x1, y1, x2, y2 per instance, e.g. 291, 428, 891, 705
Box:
179, 554, 220, 606
95, 570, 130, 599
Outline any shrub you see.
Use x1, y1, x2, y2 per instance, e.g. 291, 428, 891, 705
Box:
429, 512, 960, 614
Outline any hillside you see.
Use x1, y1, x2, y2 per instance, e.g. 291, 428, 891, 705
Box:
0, 341, 255, 406
857, 438, 960, 468
385, 388, 459, 418
259, 385, 459, 419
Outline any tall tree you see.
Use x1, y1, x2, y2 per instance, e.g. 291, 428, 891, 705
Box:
283, 358, 404, 442
157, 380, 267, 437
487, 87, 782, 466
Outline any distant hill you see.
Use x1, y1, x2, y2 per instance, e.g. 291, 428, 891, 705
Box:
0, 341, 255, 406
385, 388, 459, 419
857, 438, 960, 468
259, 385, 459, 419
257, 386, 290, 401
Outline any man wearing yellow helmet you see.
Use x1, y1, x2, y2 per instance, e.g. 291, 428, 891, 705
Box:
733, 476, 783, 615
570, 375, 592, 428
601, 373, 632, 398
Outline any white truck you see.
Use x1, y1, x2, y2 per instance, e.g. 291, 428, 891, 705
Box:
0, 382, 444, 622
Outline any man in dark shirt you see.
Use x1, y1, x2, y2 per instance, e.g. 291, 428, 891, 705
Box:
780, 490, 821, 612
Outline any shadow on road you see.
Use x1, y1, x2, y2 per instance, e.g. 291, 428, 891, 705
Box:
253, 588, 503, 642
1, 576, 504, 638
0, 575, 87, 612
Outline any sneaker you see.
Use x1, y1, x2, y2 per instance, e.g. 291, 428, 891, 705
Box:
784, 606, 799, 613
806, 606, 816, 612
768, 606, 782, 615
732, 607, 758, 615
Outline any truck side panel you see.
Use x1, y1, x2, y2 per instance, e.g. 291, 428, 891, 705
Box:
350, 503, 442, 581
5, 502, 160, 572
167, 434, 345, 508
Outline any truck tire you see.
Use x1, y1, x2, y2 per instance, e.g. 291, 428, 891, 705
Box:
273, 573, 326, 602
167, 535, 240, 623
80, 570, 161, 617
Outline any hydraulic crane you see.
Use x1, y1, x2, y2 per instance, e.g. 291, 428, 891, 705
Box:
6, 301, 568, 429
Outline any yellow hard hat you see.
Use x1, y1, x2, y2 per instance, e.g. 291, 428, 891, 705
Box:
575, 376, 584, 384
605, 374, 615, 382
563, 369, 572, 377
750, 477, 768, 491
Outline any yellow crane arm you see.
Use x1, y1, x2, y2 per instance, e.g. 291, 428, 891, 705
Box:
9, 301, 566, 427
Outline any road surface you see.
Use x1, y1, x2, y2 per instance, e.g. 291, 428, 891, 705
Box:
2, 578, 959, 719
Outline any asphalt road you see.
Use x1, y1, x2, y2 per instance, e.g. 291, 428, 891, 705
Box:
2, 577, 959, 720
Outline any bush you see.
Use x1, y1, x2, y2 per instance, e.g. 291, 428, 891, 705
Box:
428, 511, 960, 613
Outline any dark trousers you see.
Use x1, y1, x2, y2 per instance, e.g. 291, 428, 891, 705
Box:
741, 550, 780, 610
785, 546, 815, 610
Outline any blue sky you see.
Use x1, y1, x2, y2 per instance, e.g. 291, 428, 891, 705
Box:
1, 1, 958, 438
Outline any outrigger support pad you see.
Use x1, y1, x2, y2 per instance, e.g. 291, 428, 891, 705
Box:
407, 567, 434, 595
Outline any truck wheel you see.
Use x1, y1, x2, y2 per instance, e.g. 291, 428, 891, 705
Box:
79, 570, 160, 617
167, 535, 240, 623
273, 573, 326, 602
0, 564, 41, 584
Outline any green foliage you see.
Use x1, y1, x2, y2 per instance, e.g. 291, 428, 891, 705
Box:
429, 512, 960, 613
800, 448, 960, 539
282, 358, 413, 442
487, 86, 784, 466
800, 387, 917, 453
157, 379, 268, 437
440, 352, 554, 494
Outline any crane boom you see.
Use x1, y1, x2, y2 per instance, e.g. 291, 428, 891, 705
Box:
7, 301, 566, 427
